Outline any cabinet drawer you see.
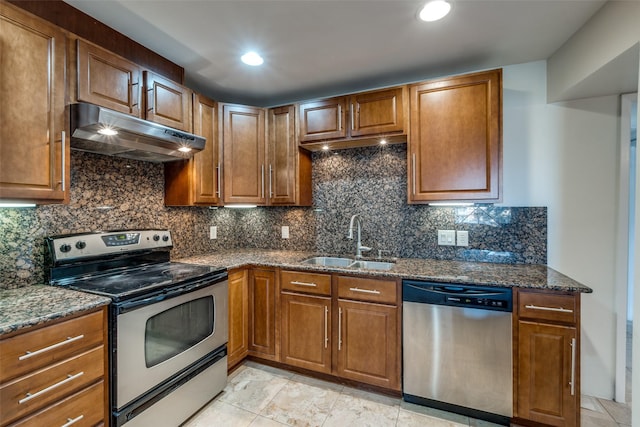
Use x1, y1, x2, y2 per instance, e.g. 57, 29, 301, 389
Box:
9, 380, 104, 427
517, 290, 577, 324
281, 271, 331, 296
337, 276, 397, 305
0, 346, 104, 426
0, 310, 105, 383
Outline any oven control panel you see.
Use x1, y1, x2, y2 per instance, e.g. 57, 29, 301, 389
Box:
47, 230, 173, 262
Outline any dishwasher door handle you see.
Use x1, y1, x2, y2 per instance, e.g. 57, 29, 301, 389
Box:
406, 284, 505, 298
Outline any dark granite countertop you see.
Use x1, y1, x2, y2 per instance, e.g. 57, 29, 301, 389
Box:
177, 249, 593, 293
0, 285, 111, 336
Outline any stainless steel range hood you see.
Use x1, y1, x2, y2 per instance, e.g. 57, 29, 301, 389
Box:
69, 103, 206, 162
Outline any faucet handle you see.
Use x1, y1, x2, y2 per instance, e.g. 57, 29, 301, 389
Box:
378, 249, 391, 259
360, 245, 372, 253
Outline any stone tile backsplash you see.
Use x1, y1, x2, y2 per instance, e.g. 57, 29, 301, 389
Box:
0, 145, 545, 289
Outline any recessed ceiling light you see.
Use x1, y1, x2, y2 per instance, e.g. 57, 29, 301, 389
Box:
419, 0, 451, 22
241, 51, 264, 66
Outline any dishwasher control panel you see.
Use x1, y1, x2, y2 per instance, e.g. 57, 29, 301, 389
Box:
403, 280, 513, 312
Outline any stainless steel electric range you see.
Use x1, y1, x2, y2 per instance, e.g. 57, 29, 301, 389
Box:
46, 229, 228, 427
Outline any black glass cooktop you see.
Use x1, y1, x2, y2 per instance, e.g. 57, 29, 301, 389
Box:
55, 262, 224, 301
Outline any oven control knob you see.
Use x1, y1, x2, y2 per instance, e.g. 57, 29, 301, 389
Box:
162, 235, 169, 242
60, 244, 72, 253
75, 241, 86, 250
153, 234, 160, 241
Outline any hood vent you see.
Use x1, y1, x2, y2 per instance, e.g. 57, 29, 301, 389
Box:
69, 103, 205, 163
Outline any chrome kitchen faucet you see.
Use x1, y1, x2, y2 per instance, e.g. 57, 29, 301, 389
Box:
347, 214, 371, 259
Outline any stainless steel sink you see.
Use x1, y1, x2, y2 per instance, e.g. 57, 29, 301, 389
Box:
301, 256, 394, 270
348, 260, 395, 270
301, 256, 354, 267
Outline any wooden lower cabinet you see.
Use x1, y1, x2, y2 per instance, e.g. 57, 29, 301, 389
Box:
0, 307, 108, 427
336, 300, 399, 390
227, 269, 249, 369
514, 289, 580, 427
280, 292, 332, 374
249, 269, 278, 360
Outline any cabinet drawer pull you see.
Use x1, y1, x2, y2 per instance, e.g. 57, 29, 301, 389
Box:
349, 287, 381, 295
61, 415, 84, 427
291, 281, 317, 287
19, 372, 84, 404
524, 304, 573, 313
569, 338, 576, 396
19, 334, 85, 361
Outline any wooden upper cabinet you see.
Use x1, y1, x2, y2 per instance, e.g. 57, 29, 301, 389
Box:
268, 105, 312, 206
222, 103, 266, 205
408, 69, 502, 203
76, 39, 141, 117
164, 94, 221, 206
144, 71, 193, 132
298, 97, 348, 143
298, 87, 407, 148
0, 2, 68, 203
349, 87, 406, 138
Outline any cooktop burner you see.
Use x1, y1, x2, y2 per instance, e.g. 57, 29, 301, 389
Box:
57, 262, 222, 300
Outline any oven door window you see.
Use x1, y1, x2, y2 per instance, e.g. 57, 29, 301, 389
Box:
144, 296, 214, 367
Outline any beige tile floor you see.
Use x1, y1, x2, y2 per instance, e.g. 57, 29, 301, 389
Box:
181, 360, 632, 427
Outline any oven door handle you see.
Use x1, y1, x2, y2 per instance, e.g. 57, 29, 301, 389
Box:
116, 276, 225, 313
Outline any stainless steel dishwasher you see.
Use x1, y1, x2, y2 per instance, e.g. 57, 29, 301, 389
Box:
402, 280, 513, 425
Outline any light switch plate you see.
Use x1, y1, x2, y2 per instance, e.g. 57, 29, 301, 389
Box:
456, 230, 469, 246
209, 226, 217, 239
281, 226, 290, 239
437, 230, 456, 246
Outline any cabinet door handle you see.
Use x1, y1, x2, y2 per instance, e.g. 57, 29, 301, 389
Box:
269, 164, 273, 198
61, 131, 66, 191
412, 154, 416, 196
338, 307, 343, 351
147, 88, 154, 112
350, 103, 355, 131
19, 334, 85, 361
216, 163, 221, 197
324, 306, 328, 349
19, 372, 84, 404
349, 287, 381, 295
524, 304, 573, 314
61, 415, 84, 427
569, 337, 576, 396
290, 281, 317, 287
130, 80, 139, 108
261, 164, 265, 199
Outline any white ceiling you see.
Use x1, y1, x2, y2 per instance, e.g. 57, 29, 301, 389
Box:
63, 0, 607, 107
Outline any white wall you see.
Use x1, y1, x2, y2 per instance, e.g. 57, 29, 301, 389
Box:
502, 60, 620, 398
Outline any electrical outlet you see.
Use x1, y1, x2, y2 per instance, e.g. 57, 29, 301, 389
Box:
209, 226, 217, 239
437, 230, 456, 246
456, 230, 469, 246
281, 226, 289, 239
